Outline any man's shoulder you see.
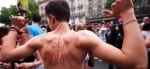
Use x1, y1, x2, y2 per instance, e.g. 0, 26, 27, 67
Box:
77, 30, 96, 37
66, 30, 92, 39
28, 33, 47, 43
26, 33, 48, 48
75, 30, 96, 42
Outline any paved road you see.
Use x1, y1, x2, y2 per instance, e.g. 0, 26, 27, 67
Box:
93, 59, 117, 69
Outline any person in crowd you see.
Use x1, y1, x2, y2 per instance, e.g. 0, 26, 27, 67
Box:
141, 17, 150, 69
27, 12, 44, 37
141, 17, 149, 28
97, 23, 107, 42
0, 26, 11, 69
41, 26, 47, 33
141, 17, 149, 39
1, 0, 147, 69
27, 12, 45, 69
142, 22, 150, 69
145, 30, 150, 69
85, 25, 95, 69
75, 23, 85, 31
15, 26, 43, 69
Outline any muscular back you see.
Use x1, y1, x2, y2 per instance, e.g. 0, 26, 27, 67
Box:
38, 31, 87, 69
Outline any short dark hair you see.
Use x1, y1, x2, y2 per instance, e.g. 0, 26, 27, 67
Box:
45, 0, 70, 22
31, 12, 41, 22
0, 26, 9, 44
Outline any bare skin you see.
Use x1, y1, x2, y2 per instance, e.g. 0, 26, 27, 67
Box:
16, 27, 42, 69
0, 0, 147, 69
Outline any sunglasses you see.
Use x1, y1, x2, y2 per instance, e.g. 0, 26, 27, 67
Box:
18, 31, 27, 35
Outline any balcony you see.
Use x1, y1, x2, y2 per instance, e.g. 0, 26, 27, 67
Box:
71, 6, 75, 11
78, 4, 83, 9
135, 3, 150, 14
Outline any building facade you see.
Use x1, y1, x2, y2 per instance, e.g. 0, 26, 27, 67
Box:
86, 0, 107, 23
68, 0, 107, 25
38, 0, 107, 25
38, 0, 49, 25
68, 0, 88, 25
134, 0, 150, 14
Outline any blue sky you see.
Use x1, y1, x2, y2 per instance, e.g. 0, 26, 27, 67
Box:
0, 0, 17, 10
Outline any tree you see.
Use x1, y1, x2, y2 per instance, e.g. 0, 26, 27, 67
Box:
28, 0, 39, 14
0, 0, 39, 25
18, 0, 39, 16
0, 6, 18, 25
105, 0, 114, 9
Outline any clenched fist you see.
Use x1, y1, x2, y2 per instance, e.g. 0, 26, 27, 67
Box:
104, 0, 134, 17
11, 16, 28, 30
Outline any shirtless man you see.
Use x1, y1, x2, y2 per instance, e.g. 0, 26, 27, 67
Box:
0, 0, 147, 69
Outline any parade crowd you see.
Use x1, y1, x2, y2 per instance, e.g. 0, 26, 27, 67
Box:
0, 0, 150, 69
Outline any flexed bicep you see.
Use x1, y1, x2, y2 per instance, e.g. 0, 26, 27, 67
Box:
0, 35, 41, 62
79, 30, 131, 67
1, 41, 36, 62
84, 31, 127, 66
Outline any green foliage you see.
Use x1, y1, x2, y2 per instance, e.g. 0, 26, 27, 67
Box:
0, 6, 18, 25
28, 0, 39, 14
25, 0, 39, 17
0, 0, 39, 25
105, 0, 114, 9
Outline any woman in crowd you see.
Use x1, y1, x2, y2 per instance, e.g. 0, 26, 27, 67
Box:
15, 26, 43, 69
0, 26, 11, 69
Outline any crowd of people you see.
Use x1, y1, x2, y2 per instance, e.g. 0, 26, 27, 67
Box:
0, 12, 45, 69
0, 0, 149, 69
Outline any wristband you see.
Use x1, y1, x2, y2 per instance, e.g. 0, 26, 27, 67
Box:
9, 29, 18, 32
123, 20, 137, 26
10, 27, 19, 31
9, 27, 19, 33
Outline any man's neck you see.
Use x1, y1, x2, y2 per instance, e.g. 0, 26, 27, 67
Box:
32, 21, 39, 25
54, 22, 70, 33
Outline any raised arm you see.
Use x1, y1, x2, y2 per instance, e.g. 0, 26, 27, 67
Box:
80, 0, 147, 68
0, 16, 40, 62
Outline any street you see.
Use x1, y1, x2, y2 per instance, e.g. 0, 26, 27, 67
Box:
93, 59, 117, 69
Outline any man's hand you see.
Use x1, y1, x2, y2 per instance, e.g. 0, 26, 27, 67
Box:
103, 0, 134, 17
11, 16, 28, 29
17, 62, 34, 69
